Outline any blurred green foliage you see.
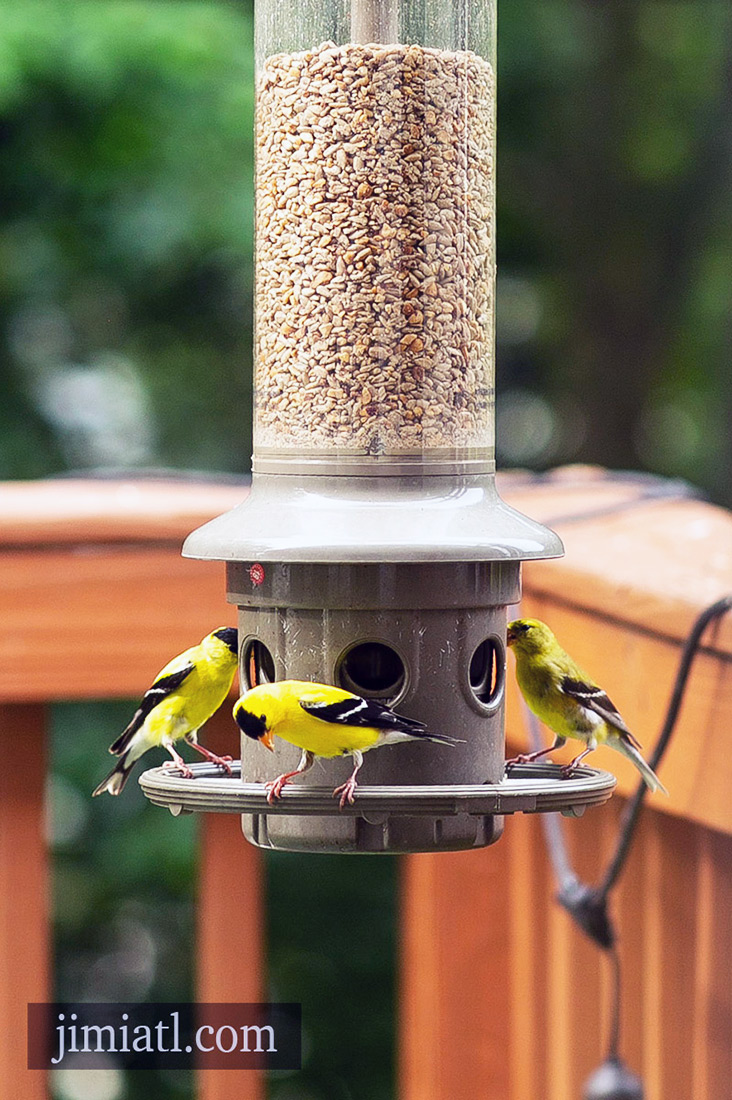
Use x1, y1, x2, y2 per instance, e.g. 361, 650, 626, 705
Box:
1, 0, 254, 476
5, 3, 731, 1099
266, 853, 396, 1100
2, 1, 730, 493
496, 1, 732, 500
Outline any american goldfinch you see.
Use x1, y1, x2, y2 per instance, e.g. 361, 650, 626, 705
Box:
233, 680, 459, 808
92, 627, 239, 797
507, 618, 667, 794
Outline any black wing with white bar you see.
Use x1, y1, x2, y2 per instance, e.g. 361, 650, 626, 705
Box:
561, 676, 642, 746
299, 695, 426, 732
109, 664, 195, 754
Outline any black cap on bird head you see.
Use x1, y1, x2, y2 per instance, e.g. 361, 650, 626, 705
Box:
212, 627, 238, 655
234, 704, 274, 751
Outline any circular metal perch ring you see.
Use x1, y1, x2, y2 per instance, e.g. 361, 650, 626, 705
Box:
139, 761, 616, 819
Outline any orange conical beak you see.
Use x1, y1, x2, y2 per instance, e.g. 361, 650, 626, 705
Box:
260, 730, 275, 752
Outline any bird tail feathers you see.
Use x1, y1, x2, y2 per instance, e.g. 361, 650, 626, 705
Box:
409, 729, 464, 746
615, 739, 668, 795
92, 756, 137, 797
109, 720, 141, 756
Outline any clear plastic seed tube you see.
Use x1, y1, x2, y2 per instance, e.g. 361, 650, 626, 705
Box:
254, 0, 496, 474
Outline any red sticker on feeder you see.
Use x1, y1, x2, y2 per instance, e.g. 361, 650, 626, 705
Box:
249, 563, 265, 587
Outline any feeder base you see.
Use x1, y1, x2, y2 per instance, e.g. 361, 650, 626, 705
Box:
139, 762, 616, 854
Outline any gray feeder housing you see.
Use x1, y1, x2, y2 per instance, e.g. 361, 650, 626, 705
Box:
182, 472, 565, 853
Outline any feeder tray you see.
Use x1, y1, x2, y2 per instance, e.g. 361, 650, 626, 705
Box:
139, 762, 616, 853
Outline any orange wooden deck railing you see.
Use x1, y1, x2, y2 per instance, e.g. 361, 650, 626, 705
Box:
2, 470, 731, 1100
401, 469, 732, 1100
0, 478, 260, 1100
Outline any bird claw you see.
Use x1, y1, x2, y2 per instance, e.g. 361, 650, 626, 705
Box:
333, 779, 357, 809
265, 775, 289, 803
187, 741, 235, 774
162, 760, 194, 779
505, 753, 532, 767
505, 753, 551, 769
505, 750, 557, 770
210, 754, 234, 775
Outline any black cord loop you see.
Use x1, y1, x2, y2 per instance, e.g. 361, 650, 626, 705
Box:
597, 594, 732, 898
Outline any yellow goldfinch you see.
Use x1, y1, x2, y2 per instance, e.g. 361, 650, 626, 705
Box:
92, 627, 239, 797
507, 618, 668, 794
233, 680, 459, 808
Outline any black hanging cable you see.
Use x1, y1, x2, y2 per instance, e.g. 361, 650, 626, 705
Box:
597, 593, 732, 898
606, 945, 622, 1061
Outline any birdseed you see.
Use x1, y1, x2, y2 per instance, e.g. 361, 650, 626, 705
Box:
255, 41, 495, 458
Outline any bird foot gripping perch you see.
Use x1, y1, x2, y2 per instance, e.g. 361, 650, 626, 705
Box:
185, 740, 235, 776
266, 772, 359, 810
266, 752, 362, 811
265, 775, 294, 803
264, 747, 317, 804
504, 744, 560, 769
505, 748, 595, 782
333, 776, 359, 810
162, 759, 194, 780
332, 750, 364, 809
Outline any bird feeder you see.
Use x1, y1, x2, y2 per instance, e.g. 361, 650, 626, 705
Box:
140, 0, 616, 850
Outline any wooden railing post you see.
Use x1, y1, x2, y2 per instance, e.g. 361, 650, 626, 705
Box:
0, 703, 49, 1100
196, 708, 264, 1100
400, 847, 512, 1100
